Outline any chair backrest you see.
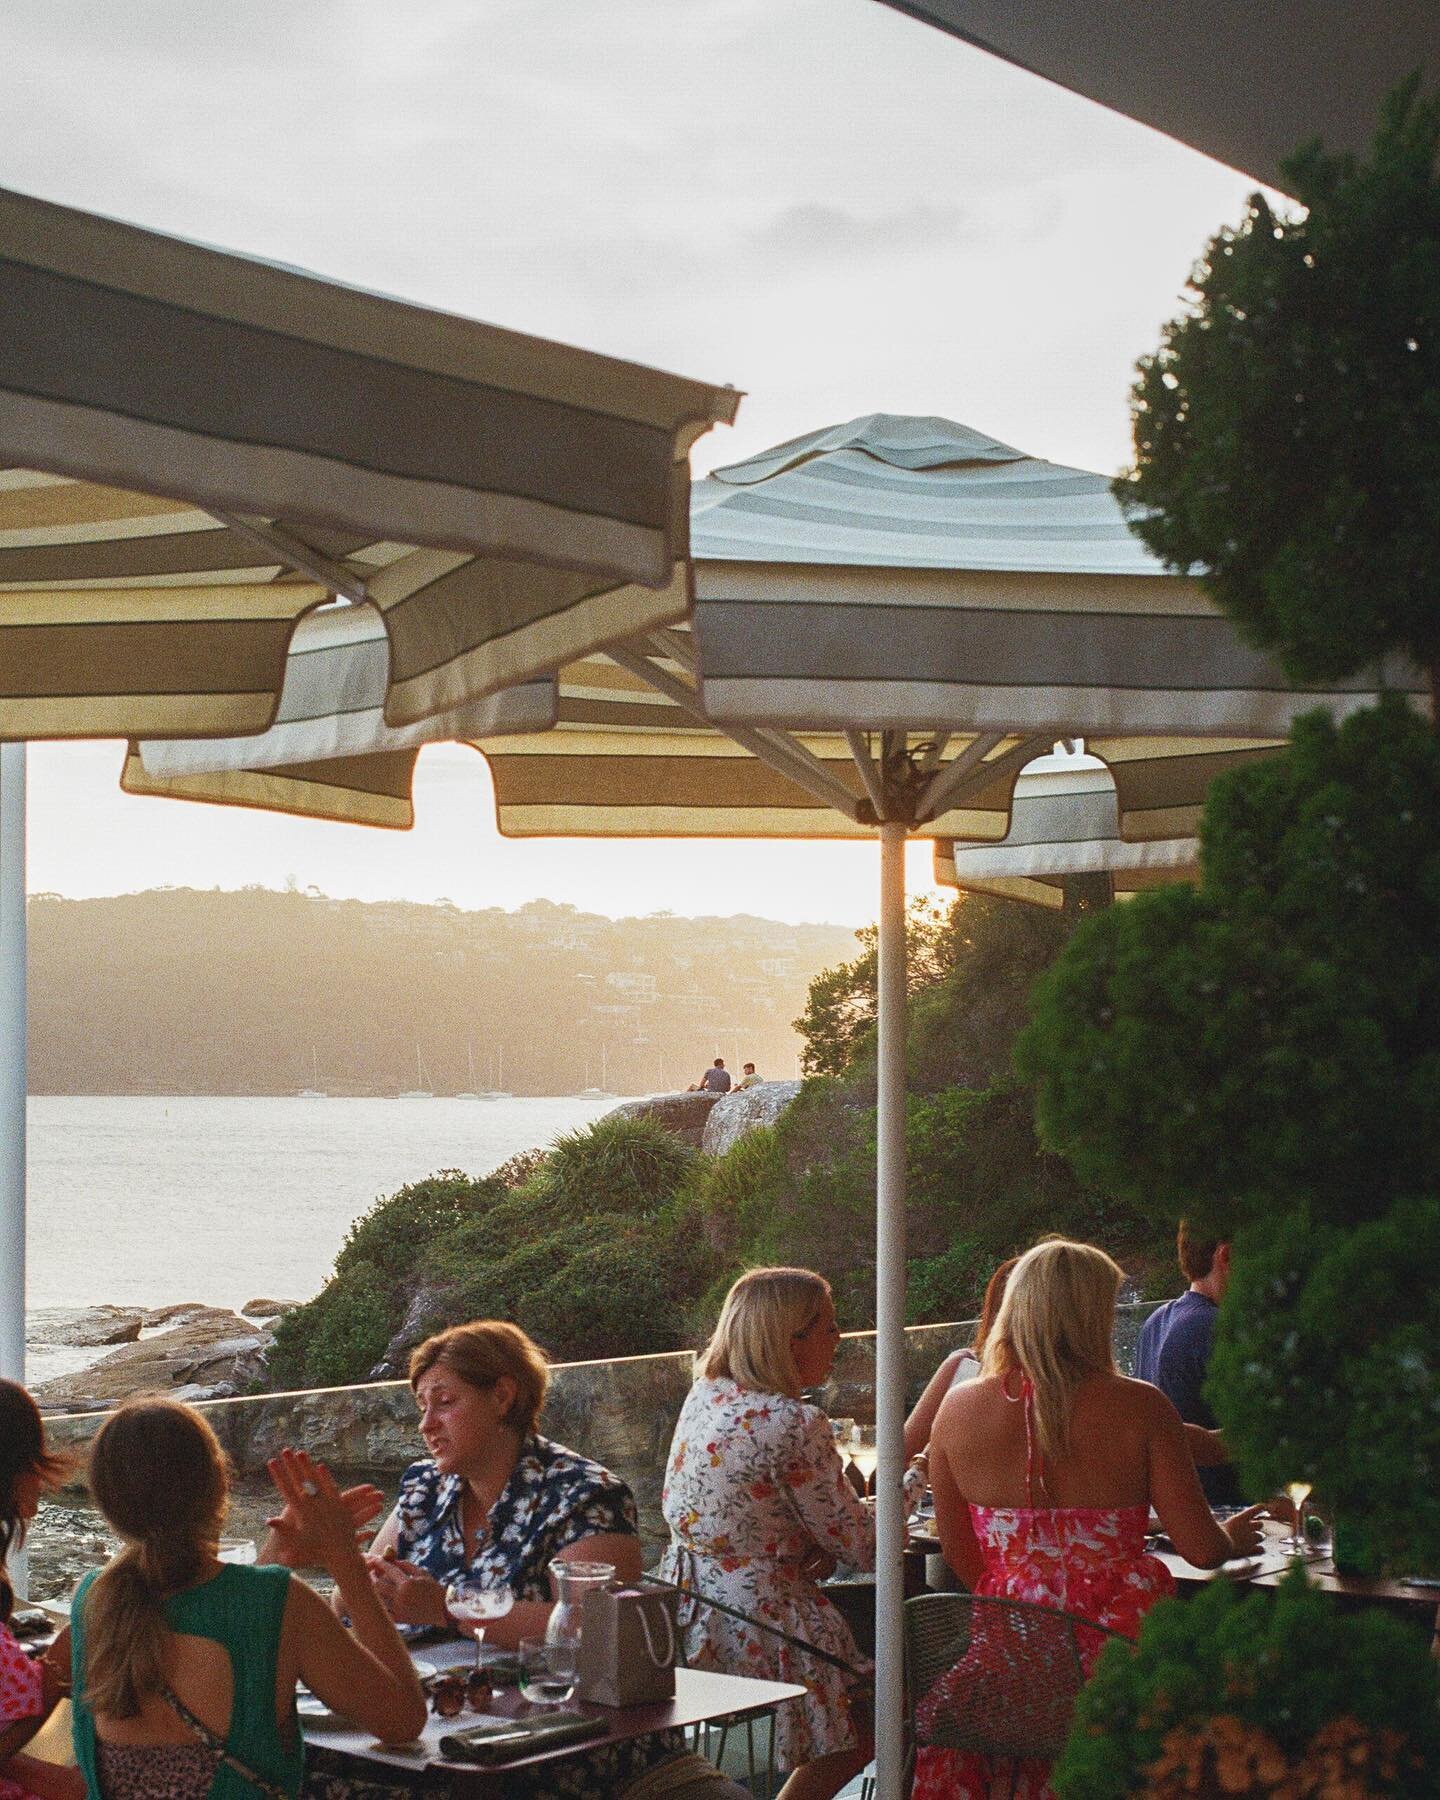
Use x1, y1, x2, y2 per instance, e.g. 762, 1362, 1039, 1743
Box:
904, 1592, 1121, 1764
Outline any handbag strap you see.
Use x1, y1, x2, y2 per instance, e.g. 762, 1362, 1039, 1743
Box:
640, 1573, 868, 1683
159, 1685, 290, 1800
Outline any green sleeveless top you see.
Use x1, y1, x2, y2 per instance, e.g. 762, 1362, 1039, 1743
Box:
71, 1562, 305, 1800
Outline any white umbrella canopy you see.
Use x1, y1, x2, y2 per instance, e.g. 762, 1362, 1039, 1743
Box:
875, 1, 1440, 192
934, 754, 1199, 909
127, 410, 1425, 1798
0, 183, 739, 741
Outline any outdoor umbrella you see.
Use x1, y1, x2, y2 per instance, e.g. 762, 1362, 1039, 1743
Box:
875, 1, 1440, 192
0, 180, 740, 1385
129, 411, 1418, 1798
932, 752, 1199, 909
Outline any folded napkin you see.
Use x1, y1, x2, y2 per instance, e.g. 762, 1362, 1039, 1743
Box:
438, 1711, 606, 1764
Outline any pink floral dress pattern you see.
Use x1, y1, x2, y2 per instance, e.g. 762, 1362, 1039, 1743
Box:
911, 1474, 1173, 1795
660, 1377, 918, 1769
0, 1619, 46, 1800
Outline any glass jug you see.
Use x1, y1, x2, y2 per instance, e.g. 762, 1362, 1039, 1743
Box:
545, 1559, 615, 1648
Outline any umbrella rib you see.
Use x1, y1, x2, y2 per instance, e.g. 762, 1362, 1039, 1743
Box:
605, 645, 862, 820
917, 732, 1054, 823
208, 511, 370, 605
845, 729, 889, 817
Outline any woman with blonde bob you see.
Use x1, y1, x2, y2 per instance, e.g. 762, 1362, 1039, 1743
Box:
913, 1240, 1266, 1800
68, 1400, 425, 1800
661, 1269, 923, 1800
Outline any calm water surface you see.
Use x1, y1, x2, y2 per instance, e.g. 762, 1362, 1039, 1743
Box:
26, 1094, 622, 1316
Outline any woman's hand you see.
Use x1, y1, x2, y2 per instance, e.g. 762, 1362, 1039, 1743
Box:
262, 1463, 384, 1571
264, 1449, 373, 1577
39, 1629, 71, 1708
1222, 1504, 1268, 1558
364, 1554, 450, 1629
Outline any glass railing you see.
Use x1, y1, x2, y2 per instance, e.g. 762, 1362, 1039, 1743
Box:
29, 1304, 1163, 1601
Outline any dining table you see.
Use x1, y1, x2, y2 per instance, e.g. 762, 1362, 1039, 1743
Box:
301, 1662, 808, 1796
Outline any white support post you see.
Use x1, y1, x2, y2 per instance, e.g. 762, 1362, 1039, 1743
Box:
873, 819, 909, 1798
0, 744, 25, 1389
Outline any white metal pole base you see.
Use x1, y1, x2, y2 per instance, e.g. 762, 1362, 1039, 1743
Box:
873, 820, 908, 1798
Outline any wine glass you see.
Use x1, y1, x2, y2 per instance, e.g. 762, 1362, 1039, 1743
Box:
849, 1426, 879, 1496
1279, 1480, 1313, 1555
519, 1637, 577, 1707
445, 1577, 515, 1673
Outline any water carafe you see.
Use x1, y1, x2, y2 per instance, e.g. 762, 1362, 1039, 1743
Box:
545, 1559, 615, 1648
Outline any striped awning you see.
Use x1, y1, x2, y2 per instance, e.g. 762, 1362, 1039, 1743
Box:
0, 185, 738, 741
934, 757, 1199, 909
129, 413, 1423, 834
874, 2, 1440, 192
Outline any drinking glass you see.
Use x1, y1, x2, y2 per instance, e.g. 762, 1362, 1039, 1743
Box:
217, 1538, 257, 1565
1279, 1480, 1313, 1555
849, 1426, 879, 1495
518, 1637, 577, 1707
445, 1577, 515, 1673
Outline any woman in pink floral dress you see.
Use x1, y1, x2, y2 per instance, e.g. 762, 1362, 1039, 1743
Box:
661, 1268, 924, 1800
912, 1241, 1266, 1800
0, 1381, 82, 1800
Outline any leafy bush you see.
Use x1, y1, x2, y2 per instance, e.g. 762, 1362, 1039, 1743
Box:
532, 1114, 697, 1219
1056, 1571, 1440, 1798
267, 1273, 393, 1390
1208, 1198, 1440, 1574
333, 1170, 506, 1288
1120, 76, 1440, 694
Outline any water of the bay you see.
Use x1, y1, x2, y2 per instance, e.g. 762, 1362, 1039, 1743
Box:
24, 1094, 623, 1381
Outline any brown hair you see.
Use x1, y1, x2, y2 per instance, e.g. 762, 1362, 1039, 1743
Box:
699, 1267, 832, 1399
81, 1401, 229, 1718
409, 1320, 549, 1439
982, 1240, 1124, 1467
971, 1257, 1020, 1358
0, 1381, 68, 1624
1177, 1221, 1222, 1284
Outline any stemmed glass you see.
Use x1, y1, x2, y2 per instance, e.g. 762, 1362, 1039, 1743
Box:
849, 1426, 879, 1497
1279, 1480, 1313, 1555
445, 1576, 515, 1674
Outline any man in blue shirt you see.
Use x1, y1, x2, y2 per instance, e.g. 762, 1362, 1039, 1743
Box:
1137, 1223, 1243, 1506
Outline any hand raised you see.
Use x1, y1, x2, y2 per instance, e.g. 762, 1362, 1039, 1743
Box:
263, 1449, 377, 1572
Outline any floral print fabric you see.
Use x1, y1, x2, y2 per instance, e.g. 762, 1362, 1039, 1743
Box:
394, 1433, 638, 1598
909, 1504, 1174, 1799
660, 1377, 916, 1770
0, 1619, 45, 1800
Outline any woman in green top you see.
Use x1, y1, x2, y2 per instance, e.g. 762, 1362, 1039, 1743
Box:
71, 1401, 426, 1800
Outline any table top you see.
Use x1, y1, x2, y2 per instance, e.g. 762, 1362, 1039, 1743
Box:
302, 1665, 807, 1793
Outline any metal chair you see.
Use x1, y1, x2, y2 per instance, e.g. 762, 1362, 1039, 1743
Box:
903, 1591, 1126, 1769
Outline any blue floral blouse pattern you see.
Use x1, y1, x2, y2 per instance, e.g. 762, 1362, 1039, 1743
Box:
395, 1434, 638, 1597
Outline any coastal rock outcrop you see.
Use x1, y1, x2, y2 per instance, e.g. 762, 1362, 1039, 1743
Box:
26, 1306, 145, 1348
241, 1298, 300, 1320
32, 1309, 272, 1409
605, 1090, 721, 1147
700, 1080, 803, 1156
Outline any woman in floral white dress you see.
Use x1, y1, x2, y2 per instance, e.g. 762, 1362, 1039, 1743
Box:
661, 1269, 924, 1800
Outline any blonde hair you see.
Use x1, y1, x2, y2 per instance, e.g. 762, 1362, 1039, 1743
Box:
82, 1401, 229, 1719
981, 1239, 1123, 1467
409, 1320, 550, 1439
699, 1267, 831, 1398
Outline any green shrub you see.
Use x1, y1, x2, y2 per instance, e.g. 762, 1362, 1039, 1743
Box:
1208, 1198, 1440, 1575
333, 1170, 506, 1288
532, 1114, 697, 1219
1055, 1571, 1440, 1798
266, 1269, 393, 1390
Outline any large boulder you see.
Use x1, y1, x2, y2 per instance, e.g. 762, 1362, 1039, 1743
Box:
27, 1306, 145, 1348
605, 1090, 721, 1148
31, 1309, 272, 1409
701, 1080, 803, 1156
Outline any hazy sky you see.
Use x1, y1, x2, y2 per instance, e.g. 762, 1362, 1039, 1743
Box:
7, 0, 1259, 925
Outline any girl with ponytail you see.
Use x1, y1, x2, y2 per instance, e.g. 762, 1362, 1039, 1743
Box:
71, 1400, 425, 1800
0, 1380, 81, 1800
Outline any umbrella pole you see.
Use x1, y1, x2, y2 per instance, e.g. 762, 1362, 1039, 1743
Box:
0, 745, 25, 1387
874, 819, 908, 1798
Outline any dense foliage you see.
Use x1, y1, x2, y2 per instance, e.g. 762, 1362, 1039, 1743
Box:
1120, 76, 1440, 697
1056, 1572, 1440, 1798
1018, 701, 1440, 1237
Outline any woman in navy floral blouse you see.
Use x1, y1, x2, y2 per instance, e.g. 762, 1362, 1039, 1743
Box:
364, 1320, 642, 1642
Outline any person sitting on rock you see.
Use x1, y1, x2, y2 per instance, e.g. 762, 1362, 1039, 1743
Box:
733, 1063, 762, 1090
687, 1058, 732, 1093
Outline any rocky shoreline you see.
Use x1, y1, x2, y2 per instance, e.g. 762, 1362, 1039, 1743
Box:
27, 1298, 299, 1412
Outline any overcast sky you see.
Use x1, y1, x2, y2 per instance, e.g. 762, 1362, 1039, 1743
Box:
7, 0, 1259, 924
